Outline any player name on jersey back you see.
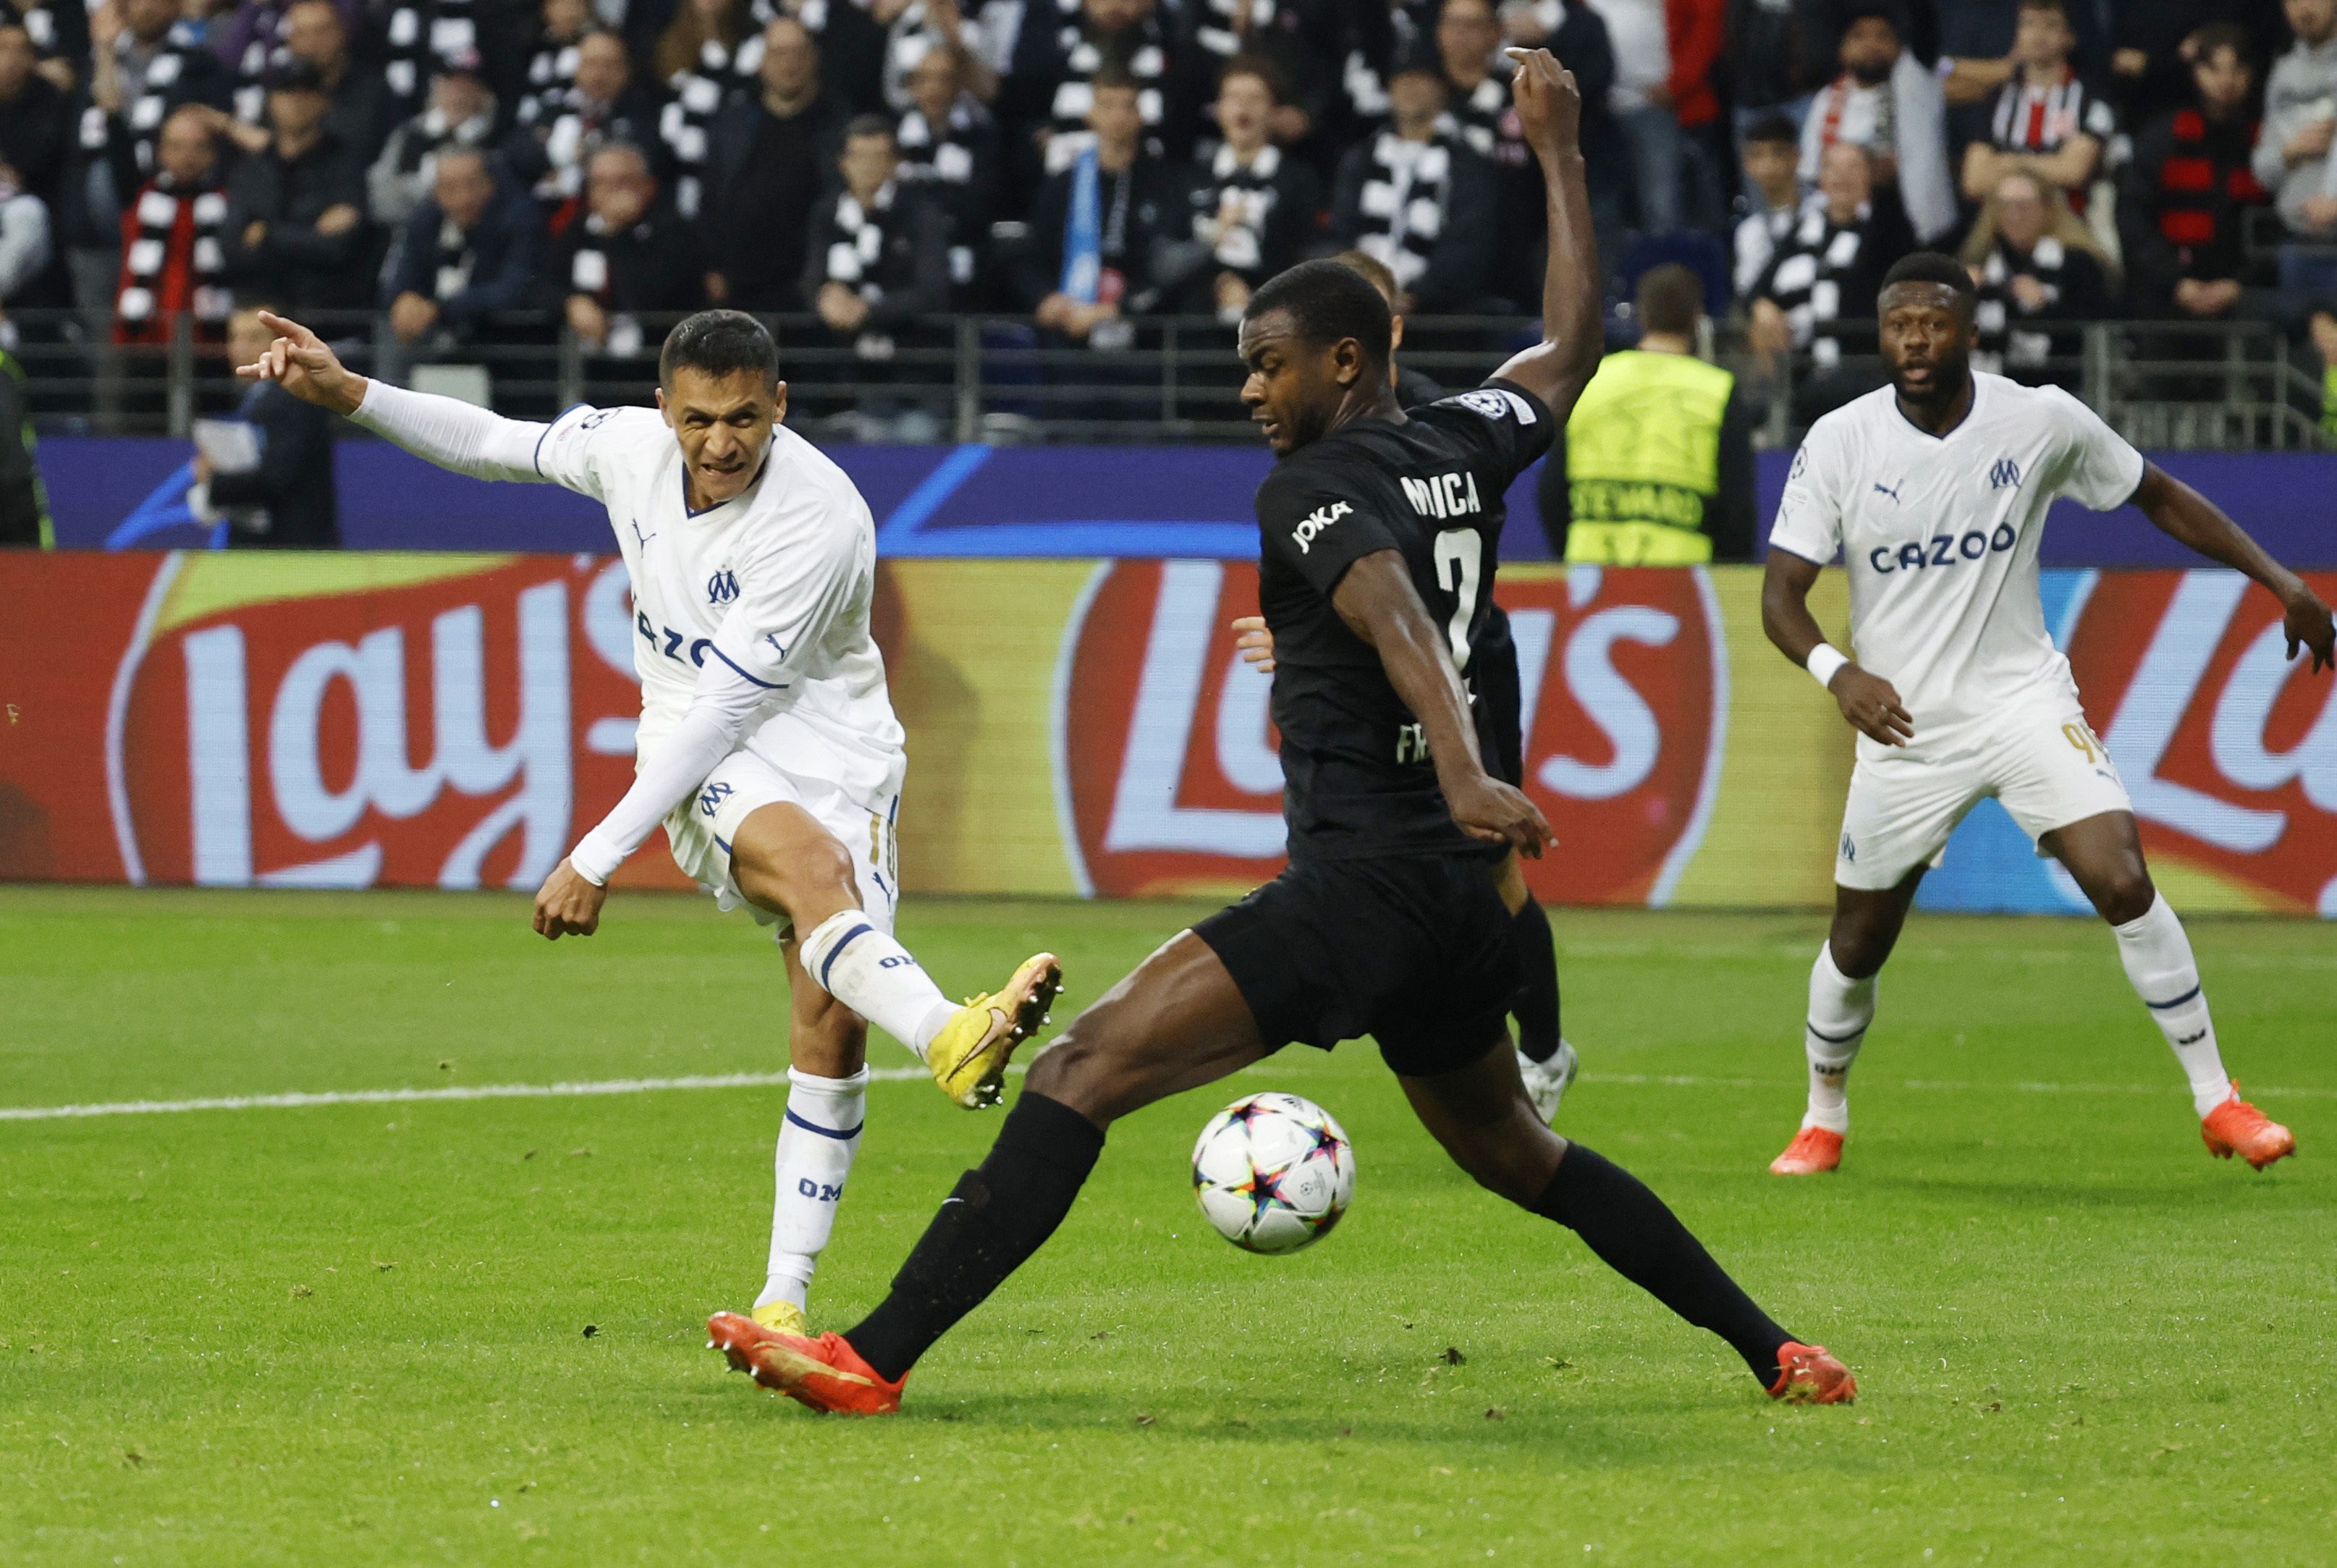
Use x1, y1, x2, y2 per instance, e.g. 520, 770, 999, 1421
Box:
1768, 373, 2145, 747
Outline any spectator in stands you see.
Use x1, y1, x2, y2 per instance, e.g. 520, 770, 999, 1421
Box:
654, 0, 761, 221
1186, 0, 1344, 147
874, 0, 997, 114
0, 331, 46, 546
517, 0, 593, 132
802, 114, 954, 435
1330, 51, 1497, 313
1005, 0, 1197, 190
221, 62, 369, 310
114, 103, 229, 342
0, 143, 46, 305
1186, 56, 1318, 321
1749, 138, 1912, 416
0, 22, 70, 213
86, 0, 232, 220
1958, 0, 2114, 208
705, 14, 846, 310
2110, 0, 2287, 128
554, 142, 706, 359
1436, 0, 1550, 304
1018, 67, 1200, 351
507, 28, 662, 206
2121, 23, 2268, 323
1596, 0, 1686, 234
780, 0, 890, 115
1723, 0, 1823, 146
1666, 0, 1730, 232
381, 147, 543, 347
190, 302, 338, 548
894, 38, 998, 289
1732, 111, 1802, 299
367, 46, 497, 228
1798, 4, 1956, 242
1962, 168, 2113, 383
278, 0, 386, 163
2252, 0, 2337, 294
376, 0, 529, 125
1543, 260, 1757, 563
6, 0, 85, 97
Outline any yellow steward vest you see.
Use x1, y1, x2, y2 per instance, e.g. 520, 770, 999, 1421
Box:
1563, 348, 1733, 565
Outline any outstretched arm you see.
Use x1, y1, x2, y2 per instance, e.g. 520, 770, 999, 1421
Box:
1761, 548, 1914, 746
235, 310, 553, 483
1489, 48, 1602, 424
1330, 550, 1552, 857
2132, 464, 2334, 671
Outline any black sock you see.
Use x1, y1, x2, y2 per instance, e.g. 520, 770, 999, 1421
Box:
1510, 896, 1563, 1063
1531, 1143, 1792, 1388
845, 1092, 1106, 1383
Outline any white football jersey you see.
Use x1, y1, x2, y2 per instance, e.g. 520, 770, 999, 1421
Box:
1768, 373, 2144, 753
535, 404, 905, 806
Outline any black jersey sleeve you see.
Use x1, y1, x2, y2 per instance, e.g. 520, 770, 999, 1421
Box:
1256, 464, 1405, 599
1406, 378, 1557, 491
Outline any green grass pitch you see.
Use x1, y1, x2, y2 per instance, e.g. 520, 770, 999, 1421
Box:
3, 887, 2333, 1564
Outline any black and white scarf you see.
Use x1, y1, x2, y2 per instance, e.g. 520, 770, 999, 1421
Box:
80, 20, 208, 178
1974, 235, 2071, 373
517, 33, 583, 130
1044, 18, 1167, 172
568, 211, 650, 358
118, 178, 231, 329
382, 0, 478, 111
897, 95, 985, 284
659, 34, 763, 219
882, 4, 985, 109
1761, 200, 1872, 368
1195, 140, 1280, 274
1353, 133, 1451, 291
1446, 75, 1524, 166
824, 182, 902, 360
1194, 0, 1276, 60
229, 3, 294, 126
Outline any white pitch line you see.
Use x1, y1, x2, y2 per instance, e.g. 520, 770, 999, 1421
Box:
1, 1066, 2329, 1124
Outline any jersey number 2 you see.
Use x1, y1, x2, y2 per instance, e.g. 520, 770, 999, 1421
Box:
1433, 529, 1483, 666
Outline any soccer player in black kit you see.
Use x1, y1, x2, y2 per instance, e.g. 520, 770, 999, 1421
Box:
708, 50, 1858, 1415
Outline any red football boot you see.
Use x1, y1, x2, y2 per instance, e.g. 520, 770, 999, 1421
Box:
707, 1312, 905, 1415
2201, 1084, 2296, 1171
1769, 1124, 1844, 1176
1770, 1342, 1857, 1404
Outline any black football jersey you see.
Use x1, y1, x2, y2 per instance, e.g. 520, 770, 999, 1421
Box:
1253, 378, 1554, 860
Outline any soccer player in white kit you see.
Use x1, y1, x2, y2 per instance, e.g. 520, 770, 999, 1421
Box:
234, 310, 1065, 1333
1760, 253, 2333, 1177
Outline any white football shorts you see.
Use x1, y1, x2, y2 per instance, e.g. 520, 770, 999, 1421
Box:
662, 747, 901, 936
1833, 694, 2133, 891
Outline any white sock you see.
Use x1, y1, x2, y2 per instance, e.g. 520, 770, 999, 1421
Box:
756, 1066, 869, 1313
1803, 942, 1875, 1135
798, 911, 958, 1059
2111, 893, 2231, 1117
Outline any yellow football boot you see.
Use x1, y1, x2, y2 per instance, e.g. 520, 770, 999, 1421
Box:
924, 953, 1064, 1109
751, 1300, 808, 1336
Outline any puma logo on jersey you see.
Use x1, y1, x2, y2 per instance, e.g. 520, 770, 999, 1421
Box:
1400, 472, 1482, 520
630, 520, 656, 550
1872, 480, 1903, 503
1290, 500, 1352, 554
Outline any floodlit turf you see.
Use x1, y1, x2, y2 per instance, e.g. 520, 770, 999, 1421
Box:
3, 889, 2333, 1565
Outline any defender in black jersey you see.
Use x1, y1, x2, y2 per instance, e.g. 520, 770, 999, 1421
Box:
710, 51, 1858, 1414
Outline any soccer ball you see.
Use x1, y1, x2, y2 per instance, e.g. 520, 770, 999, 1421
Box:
1191, 1092, 1355, 1254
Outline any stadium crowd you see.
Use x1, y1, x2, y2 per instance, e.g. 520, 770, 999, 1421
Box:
0, 0, 2331, 452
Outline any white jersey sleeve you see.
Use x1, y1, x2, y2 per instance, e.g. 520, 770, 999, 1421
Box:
2040, 386, 2147, 511
703, 492, 872, 692
349, 378, 549, 483
529, 403, 643, 502
1767, 421, 1849, 565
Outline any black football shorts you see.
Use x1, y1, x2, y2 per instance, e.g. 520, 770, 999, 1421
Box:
1193, 852, 1518, 1077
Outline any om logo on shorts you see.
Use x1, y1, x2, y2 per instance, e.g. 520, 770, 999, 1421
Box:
698, 780, 734, 818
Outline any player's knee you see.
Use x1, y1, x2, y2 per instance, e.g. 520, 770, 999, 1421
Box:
2091, 865, 2155, 927
734, 833, 858, 925
1827, 924, 1893, 980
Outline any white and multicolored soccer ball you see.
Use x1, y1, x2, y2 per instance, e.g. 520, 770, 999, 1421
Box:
1191, 1092, 1356, 1254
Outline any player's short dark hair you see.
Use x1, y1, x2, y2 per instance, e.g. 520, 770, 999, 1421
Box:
1742, 111, 1799, 148
1636, 264, 1705, 336
1217, 52, 1283, 102
844, 113, 895, 143
1880, 251, 1978, 315
2191, 21, 2253, 66
1246, 258, 1394, 369
659, 310, 779, 389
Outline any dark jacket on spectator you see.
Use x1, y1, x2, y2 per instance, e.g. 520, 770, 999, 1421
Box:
2120, 102, 2268, 312
1972, 233, 2112, 383
895, 90, 1000, 258
1183, 140, 1320, 302
381, 177, 544, 330
1330, 130, 1499, 312
704, 88, 847, 310
1013, 151, 1201, 315
1751, 187, 1915, 364
221, 126, 371, 310
800, 180, 953, 338
85, 22, 232, 235
208, 379, 339, 549
1004, 3, 1202, 192
0, 67, 69, 208
552, 198, 707, 316
503, 80, 664, 203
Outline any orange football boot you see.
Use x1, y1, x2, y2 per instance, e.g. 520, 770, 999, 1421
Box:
707, 1311, 904, 1415
2200, 1084, 2295, 1171
1770, 1342, 1857, 1404
1769, 1124, 1844, 1175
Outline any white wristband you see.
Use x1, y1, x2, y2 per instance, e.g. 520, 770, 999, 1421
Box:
1805, 643, 1850, 690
